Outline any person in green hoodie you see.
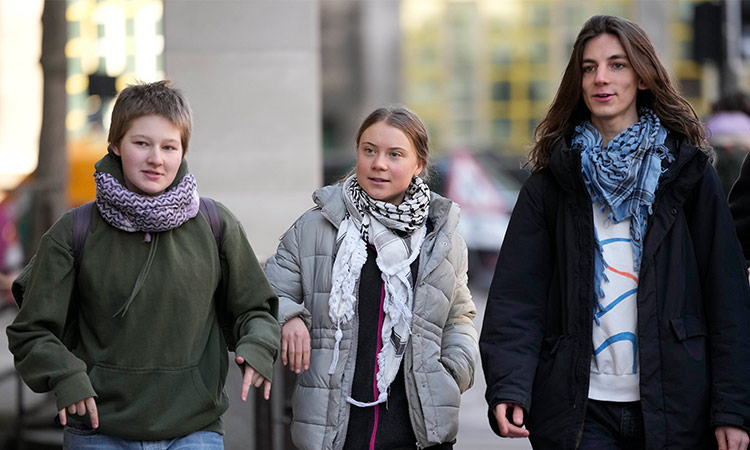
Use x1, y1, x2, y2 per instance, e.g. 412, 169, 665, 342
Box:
6, 80, 280, 449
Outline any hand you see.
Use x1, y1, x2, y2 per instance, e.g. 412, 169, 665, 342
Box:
716, 425, 749, 450
493, 403, 529, 438
58, 397, 98, 428
236, 356, 272, 401
281, 317, 310, 374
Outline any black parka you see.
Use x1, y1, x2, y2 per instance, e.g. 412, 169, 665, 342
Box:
480, 134, 750, 450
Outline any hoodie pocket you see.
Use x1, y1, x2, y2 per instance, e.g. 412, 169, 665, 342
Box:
88, 363, 223, 439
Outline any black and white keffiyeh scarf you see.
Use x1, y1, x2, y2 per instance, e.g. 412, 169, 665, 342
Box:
329, 175, 430, 407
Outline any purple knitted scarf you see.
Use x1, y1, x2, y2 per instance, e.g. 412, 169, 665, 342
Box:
94, 171, 200, 240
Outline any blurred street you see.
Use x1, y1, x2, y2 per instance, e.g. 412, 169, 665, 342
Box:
455, 282, 532, 450
0, 282, 531, 450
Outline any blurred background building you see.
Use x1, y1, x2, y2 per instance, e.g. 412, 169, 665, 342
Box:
1, 0, 748, 449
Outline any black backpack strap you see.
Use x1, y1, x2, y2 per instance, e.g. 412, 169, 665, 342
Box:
72, 202, 95, 271
11, 202, 94, 307
199, 197, 223, 248
198, 197, 234, 350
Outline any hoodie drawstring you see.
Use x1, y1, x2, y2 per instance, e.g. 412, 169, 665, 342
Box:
113, 232, 160, 318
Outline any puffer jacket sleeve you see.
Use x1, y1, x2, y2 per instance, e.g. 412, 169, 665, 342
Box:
690, 165, 750, 431
6, 212, 98, 411
479, 173, 552, 425
439, 233, 479, 393
264, 218, 313, 329
218, 205, 280, 382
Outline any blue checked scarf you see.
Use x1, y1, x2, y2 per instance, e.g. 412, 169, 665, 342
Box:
574, 108, 673, 298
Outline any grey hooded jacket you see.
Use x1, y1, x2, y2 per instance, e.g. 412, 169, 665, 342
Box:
264, 183, 479, 450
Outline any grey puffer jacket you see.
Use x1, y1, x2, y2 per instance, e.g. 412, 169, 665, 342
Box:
264, 183, 479, 450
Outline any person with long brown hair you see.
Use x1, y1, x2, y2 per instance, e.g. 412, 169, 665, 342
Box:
480, 15, 750, 450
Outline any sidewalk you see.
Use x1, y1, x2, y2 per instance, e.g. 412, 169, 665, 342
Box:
455, 284, 531, 450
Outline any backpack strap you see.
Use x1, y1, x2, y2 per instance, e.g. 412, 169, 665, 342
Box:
72, 202, 95, 271
11, 202, 95, 307
199, 197, 223, 248
198, 197, 235, 350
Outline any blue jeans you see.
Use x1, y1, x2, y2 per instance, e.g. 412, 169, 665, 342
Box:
578, 399, 645, 450
63, 421, 224, 450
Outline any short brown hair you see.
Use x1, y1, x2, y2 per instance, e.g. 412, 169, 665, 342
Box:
108, 80, 193, 154
355, 106, 431, 180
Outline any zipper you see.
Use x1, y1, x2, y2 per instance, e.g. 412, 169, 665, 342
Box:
368, 281, 387, 450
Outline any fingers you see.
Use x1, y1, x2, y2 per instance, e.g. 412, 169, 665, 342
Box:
281, 318, 310, 373
494, 404, 510, 436
240, 364, 254, 402
60, 397, 99, 428
301, 335, 311, 372
717, 428, 728, 450
67, 399, 86, 416
253, 371, 264, 388
239, 362, 271, 402
292, 338, 302, 373
58, 408, 67, 426
715, 426, 750, 450
281, 336, 289, 366
513, 403, 525, 427
85, 397, 99, 429
290, 331, 310, 373
263, 380, 272, 401
493, 403, 529, 438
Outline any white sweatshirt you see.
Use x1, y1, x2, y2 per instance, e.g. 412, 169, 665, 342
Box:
588, 203, 640, 402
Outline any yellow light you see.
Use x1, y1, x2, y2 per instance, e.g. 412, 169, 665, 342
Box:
66, 109, 88, 131
66, 73, 89, 95
93, 4, 127, 76
402, 0, 444, 32
65, 37, 84, 58
66, 0, 94, 22
480, 0, 523, 21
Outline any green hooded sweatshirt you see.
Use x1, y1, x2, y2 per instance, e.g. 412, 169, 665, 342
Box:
7, 154, 280, 440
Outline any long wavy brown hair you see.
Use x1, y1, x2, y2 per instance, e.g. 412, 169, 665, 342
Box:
528, 15, 707, 172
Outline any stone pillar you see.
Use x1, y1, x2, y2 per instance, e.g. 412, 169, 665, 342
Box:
163, 2, 320, 449
164, 0, 321, 261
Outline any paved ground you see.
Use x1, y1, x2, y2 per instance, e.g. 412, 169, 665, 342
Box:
0, 284, 532, 450
454, 285, 532, 450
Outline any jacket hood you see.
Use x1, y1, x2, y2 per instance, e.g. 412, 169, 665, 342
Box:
311, 182, 459, 234
94, 153, 189, 191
